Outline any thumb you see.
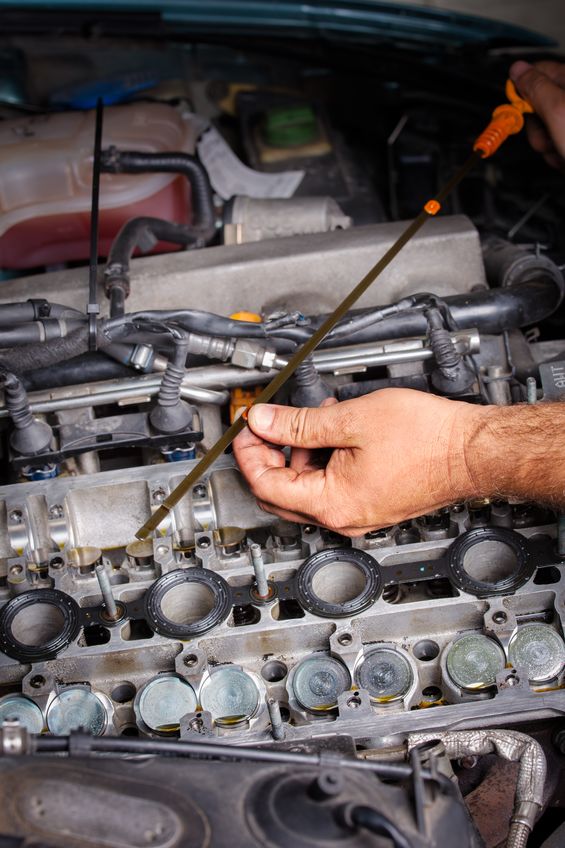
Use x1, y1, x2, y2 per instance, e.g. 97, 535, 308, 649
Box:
510, 61, 565, 146
247, 402, 357, 449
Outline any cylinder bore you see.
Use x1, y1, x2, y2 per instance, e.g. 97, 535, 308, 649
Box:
508, 623, 565, 684
199, 667, 260, 725
0, 694, 43, 733
291, 655, 351, 712
446, 633, 506, 692
47, 687, 107, 736
448, 528, 533, 597
355, 648, 413, 703
295, 548, 381, 618
0, 589, 81, 662
144, 568, 232, 639
134, 674, 198, 735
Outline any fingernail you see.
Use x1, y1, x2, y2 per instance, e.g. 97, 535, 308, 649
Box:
249, 404, 275, 431
510, 60, 532, 81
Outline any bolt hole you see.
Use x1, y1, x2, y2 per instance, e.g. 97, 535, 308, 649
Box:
413, 640, 440, 662
347, 695, 362, 709
337, 633, 353, 646
197, 536, 211, 549
421, 686, 442, 702
184, 653, 199, 668
50, 557, 64, 569
492, 611, 508, 624
30, 675, 46, 689
261, 660, 288, 682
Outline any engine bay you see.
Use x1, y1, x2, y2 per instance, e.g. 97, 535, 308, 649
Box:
0, 16, 564, 848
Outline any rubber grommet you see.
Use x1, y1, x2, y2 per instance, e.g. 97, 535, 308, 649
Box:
295, 547, 382, 618
144, 568, 232, 639
0, 589, 81, 662
448, 527, 533, 597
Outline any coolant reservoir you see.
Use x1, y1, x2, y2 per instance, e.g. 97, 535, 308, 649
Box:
0, 103, 198, 268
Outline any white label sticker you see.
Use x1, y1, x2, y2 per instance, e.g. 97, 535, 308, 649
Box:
197, 126, 304, 200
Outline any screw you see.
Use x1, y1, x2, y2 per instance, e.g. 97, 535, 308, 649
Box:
267, 698, 285, 741
153, 488, 166, 504
9, 510, 22, 524
48, 504, 64, 519
526, 376, 537, 404
95, 564, 119, 621
250, 544, 269, 598
193, 485, 207, 499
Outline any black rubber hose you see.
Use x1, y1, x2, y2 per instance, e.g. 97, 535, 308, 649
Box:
22, 353, 132, 391
0, 301, 83, 327
104, 217, 204, 317
269, 273, 564, 347
348, 806, 414, 848
100, 149, 215, 244
0, 319, 85, 347
0, 327, 106, 375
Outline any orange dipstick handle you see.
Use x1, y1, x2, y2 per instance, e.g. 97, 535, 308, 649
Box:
474, 79, 534, 158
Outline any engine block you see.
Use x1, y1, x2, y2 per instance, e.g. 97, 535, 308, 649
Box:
1, 457, 563, 744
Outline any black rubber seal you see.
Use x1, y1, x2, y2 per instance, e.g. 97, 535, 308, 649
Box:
295, 547, 382, 618
0, 589, 81, 662
448, 527, 534, 597
144, 568, 232, 639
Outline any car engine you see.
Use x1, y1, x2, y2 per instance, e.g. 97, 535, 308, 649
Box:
0, 19, 564, 848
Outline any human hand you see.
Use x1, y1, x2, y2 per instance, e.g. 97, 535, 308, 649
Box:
233, 389, 484, 536
510, 60, 565, 170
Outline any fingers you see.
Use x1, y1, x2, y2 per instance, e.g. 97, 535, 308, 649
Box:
526, 116, 556, 154
233, 418, 329, 515
534, 61, 565, 88
510, 61, 565, 156
288, 396, 338, 473
247, 401, 358, 450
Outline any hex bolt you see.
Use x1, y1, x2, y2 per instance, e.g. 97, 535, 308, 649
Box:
267, 698, 285, 741
95, 563, 119, 621
250, 543, 269, 599
526, 376, 537, 404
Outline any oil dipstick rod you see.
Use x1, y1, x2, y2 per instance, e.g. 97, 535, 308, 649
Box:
136, 81, 533, 541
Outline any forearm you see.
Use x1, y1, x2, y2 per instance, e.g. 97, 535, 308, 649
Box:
464, 403, 565, 506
